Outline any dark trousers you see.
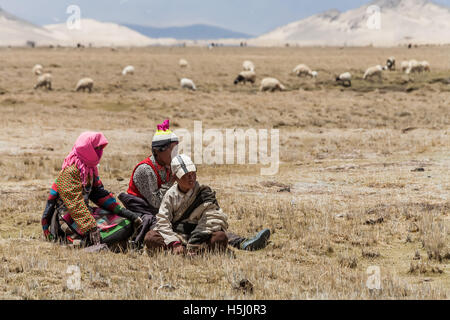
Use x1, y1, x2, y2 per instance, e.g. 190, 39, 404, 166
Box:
226, 232, 245, 248
118, 192, 159, 215
118, 193, 158, 246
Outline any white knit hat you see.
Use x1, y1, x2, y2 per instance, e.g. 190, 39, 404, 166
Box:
171, 154, 196, 179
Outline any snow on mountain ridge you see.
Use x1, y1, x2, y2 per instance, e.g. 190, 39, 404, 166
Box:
316, 9, 341, 20
0, 10, 176, 47
371, 0, 429, 8
0, 7, 58, 46
255, 0, 450, 46
44, 19, 159, 46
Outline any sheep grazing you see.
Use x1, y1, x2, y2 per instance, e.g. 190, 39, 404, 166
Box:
76, 78, 94, 92
336, 72, 352, 87
363, 65, 384, 81
180, 78, 196, 91
122, 65, 135, 75
293, 64, 317, 78
242, 60, 255, 72
179, 59, 189, 68
259, 77, 286, 92
401, 60, 410, 72
34, 73, 52, 90
420, 61, 430, 72
386, 57, 396, 71
405, 59, 423, 74
234, 70, 256, 85
32, 64, 43, 75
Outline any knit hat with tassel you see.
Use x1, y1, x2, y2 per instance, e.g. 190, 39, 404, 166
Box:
152, 119, 179, 150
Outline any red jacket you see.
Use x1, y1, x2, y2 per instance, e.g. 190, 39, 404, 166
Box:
127, 157, 170, 199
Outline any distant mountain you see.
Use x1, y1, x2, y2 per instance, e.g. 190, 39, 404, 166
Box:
0, 6, 177, 47
254, 0, 450, 46
0, 7, 56, 46
123, 23, 253, 40
3, 0, 449, 47
0, 5, 249, 47
45, 19, 166, 47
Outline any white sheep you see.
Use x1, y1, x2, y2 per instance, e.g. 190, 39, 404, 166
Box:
259, 77, 286, 92
242, 60, 255, 72
180, 78, 196, 91
386, 56, 396, 71
34, 73, 52, 90
420, 60, 430, 72
76, 78, 94, 92
401, 60, 410, 72
32, 64, 43, 75
293, 64, 317, 78
179, 59, 189, 68
122, 65, 135, 75
406, 59, 423, 74
336, 72, 352, 87
234, 70, 256, 85
363, 65, 384, 81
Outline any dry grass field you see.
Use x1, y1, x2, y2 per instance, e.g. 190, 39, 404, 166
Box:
0, 46, 449, 299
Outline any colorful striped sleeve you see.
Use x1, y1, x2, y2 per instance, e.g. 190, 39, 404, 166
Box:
89, 175, 123, 215
48, 181, 58, 200
56, 165, 97, 234
41, 180, 58, 239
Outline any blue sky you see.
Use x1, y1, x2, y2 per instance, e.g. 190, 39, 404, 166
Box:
1, 0, 449, 35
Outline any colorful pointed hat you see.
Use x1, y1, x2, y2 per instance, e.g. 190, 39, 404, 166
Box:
152, 119, 179, 148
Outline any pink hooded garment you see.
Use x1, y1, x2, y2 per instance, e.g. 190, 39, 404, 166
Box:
62, 132, 108, 186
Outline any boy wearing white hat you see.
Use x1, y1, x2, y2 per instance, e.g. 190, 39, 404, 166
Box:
144, 154, 229, 255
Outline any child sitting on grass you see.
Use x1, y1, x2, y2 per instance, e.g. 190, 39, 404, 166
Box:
144, 154, 229, 255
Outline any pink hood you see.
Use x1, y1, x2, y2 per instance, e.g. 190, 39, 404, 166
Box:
62, 132, 108, 186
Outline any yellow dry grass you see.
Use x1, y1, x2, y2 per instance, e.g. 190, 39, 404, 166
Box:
0, 46, 449, 299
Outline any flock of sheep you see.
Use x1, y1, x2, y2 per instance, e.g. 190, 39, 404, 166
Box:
30, 55, 431, 93
400, 59, 431, 74
178, 59, 288, 92
32, 64, 94, 92
338, 56, 431, 87
176, 56, 431, 91
178, 59, 316, 92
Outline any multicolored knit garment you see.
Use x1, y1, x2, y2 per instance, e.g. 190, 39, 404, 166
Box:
41, 181, 58, 240
62, 207, 129, 236
41, 164, 124, 238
